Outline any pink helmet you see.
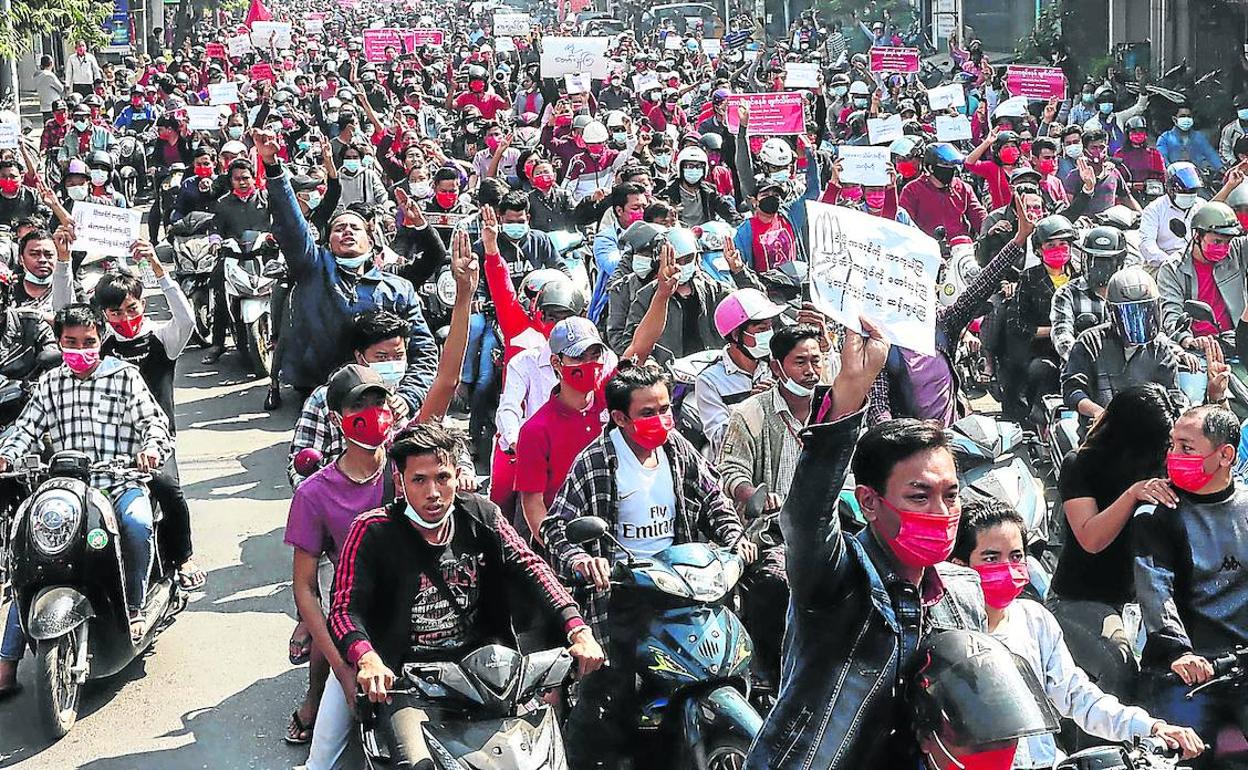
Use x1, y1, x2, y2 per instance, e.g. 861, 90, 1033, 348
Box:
714, 288, 786, 338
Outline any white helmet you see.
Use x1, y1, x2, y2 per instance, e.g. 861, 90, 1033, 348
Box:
582, 120, 609, 144
676, 146, 708, 167
759, 138, 793, 167
605, 109, 628, 129
849, 80, 871, 96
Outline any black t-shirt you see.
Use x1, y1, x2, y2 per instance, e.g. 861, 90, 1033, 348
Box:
406, 520, 487, 662
1052, 449, 1144, 606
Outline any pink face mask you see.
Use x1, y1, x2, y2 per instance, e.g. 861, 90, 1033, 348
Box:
864, 189, 887, 210
621, 208, 644, 226
1203, 239, 1231, 262
63, 347, 100, 374
973, 561, 1030, 609
878, 497, 959, 568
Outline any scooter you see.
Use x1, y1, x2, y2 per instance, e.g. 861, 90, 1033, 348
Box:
1169, 645, 1248, 766
564, 516, 763, 770
548, 229, 593, 301
158, 211, 217, 346
357, 645, 573, 770
220, 232, 279, 378
114, 125, 153, 204
3, 451, 183, 739
934, 226, 980, 308
660, 347, 722, 453
1058, 736, 1189, 770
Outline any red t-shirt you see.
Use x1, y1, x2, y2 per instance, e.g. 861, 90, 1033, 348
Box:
1192, 259, 1233, 337
750, 215, 797, 272
514, 386, 612, 506
964, 159, 1016, 210
453, 91, 510, 119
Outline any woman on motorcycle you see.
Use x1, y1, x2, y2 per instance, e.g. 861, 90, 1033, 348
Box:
1052, 384, 1179, 702
1114, 116, 1166, 196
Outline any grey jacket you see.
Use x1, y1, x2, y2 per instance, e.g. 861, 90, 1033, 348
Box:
1157, 240, 1248, 346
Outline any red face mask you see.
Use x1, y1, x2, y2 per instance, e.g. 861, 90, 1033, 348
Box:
1166, 450, 1219, 492
628, 412, 674, 450
1041, 243, 1071, 270
998, 146, 1021, 165
1129, 131, 1148, 145
485, 135, 501, 152
878, 497, 958, 568
1237, 211, 1248, 231
193, 165, 213, 178
341, 405, 395, 450
435, 190, 458, 208
109, 314, 144, 339
1037, 157, 1057, 175
973, 561, 1030, 609
0, 179, 20, 196
840, 186, 863, 202
1203, 239, 1231, 262
532, 173, 555, 192
469, 80, 485, 93
865, 189, 887, 209
554, 114, 572, 128
943, 745, 1018, 770
54, 112, 68, 125
896, 159, 919, 178
560, 361, 604, 392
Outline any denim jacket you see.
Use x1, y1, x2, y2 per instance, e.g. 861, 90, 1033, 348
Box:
744, 407, 986, 770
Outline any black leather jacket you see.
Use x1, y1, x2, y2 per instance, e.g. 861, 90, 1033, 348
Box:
744, 406, 986, 770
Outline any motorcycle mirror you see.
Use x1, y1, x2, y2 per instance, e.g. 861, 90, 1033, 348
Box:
293, 447, 325, 477
1168, 219, 1188, 240
565, 516, 609, 545
1183, 299, 1217, 325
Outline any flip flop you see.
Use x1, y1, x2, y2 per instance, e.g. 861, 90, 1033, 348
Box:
288, 634, 312, 666
176, 565, 207, 591
0, 683, 23, 702
128, 609, 147, 644
284, 709, 315, 745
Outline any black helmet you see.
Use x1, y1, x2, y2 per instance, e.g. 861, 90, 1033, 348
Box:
991, 130, 1020, 155
699, 132, 723, 153
1032, 214, 1076, 248
619, 221, 669, 254
535, 277, 587, 316
1081, 226, 1127, 289
1106, 267, 1160, 345
87, 150, 114, 171
908, 630, 1059, 749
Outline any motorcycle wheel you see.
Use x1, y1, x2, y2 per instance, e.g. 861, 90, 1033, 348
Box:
705, 734, 751, 770
244, 314, 274, 378
122, 176, 137, 207
190, 286, 214, 346
35, 630, 81, 738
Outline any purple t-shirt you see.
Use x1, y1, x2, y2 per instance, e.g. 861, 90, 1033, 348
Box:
899, 348, 956, 427
284, 461, 389, 562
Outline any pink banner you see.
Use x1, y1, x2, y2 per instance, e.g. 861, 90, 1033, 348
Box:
249, 63, 276, 83
363, 28, 444, 60
410, 29, 444, 46
724, 92, 805, 136
869, 46, 920, 74
1005, 65, 1067, 100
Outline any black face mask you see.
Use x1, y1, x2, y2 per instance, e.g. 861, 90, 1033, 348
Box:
931, 165, 958, 186
758, 195, 781, 214
1087, 258, 1117, 289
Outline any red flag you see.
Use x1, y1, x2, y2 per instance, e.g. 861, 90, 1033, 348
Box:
245, 0, 272, 27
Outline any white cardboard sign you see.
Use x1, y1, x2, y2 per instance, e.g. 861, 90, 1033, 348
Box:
72, 201, 144, 259
836, 146, 890, 187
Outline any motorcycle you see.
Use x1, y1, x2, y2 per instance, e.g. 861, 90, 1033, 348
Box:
357, 645, 573, 770
158, 212, 217, 346
548, 229, 593, 301
2, 451, 183, 738
1058, 736, 1190, 770
114, 125, 153, 205
659, 347, 722, 452
220, 232, 279, 378
564, 516, 764, 770
934, 227, 981, 308
1167, 645, 1248, 766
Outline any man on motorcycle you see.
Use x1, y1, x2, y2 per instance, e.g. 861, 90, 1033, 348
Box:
0, 303, 172, 649
327, 423, 605, 768
1157, 104, 1223, 173
170, 146, 223, 222
746, 322, 986, 770
1140, 162, 1205, 270
1051, 226, 1124, 360
1062, 128, 1140, 216
112, 85, 158, 131
1135, 404, 1248, 770
540, 361, 757, 770
1082, 85, 1148, 155
1063, 267, 1189, 426
898, 142, 988, 240
1157, 201, 1244, 350
656, 146, 740, 227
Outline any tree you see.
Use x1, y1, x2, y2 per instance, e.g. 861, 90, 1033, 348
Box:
0, 0, 112, 59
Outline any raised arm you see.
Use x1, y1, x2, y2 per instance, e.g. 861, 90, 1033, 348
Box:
254, 128, 319, 279
415, 232, 479, 422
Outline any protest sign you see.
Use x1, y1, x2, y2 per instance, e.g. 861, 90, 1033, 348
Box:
702, 39, 722, 57
784, 62, 819, 89
926, 82, 964, 111
363, 28, 405, 61
249, 63, 276, 83
807, 200, 941, 355
664, 34, 683, 50
304, 12, 325, 34
226, 34, 252, 57
0, 122, 18, 150
724, 92, 805, 136
250, 21, 292, 49
494, 36, 515, 53
632, 72, 660, 93
934, 114, 973, 141
411, 29, 443, 46
208, 82, 240, 105
205, 42, 226, 59
564, 73, 591, 94
869, 46, 920, 73
186, 106, 223, 131
72, 202, 144, 259
836, 146, 890, 187
867, 113, 903, 145
493, 12, 530, 36
1005, 65, 1067, 100
540, 37, 612, 78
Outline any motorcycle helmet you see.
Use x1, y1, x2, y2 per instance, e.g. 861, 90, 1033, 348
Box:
1165, 161, 1204, 197
535, 278, 587, 318
828, 72, 851, 96
1227, 181, 1248, 230
1093, 84, 1117, 108
519, 268, 567, 306
1080, 226, 1127, 289
666, 226, 700, 260
991, 130, 1020, 154
924, 142, 964, 169
1106, 267, 1161, 345
87, 150, 114, 172
1125, 115, 1147, 132
713, 288, 786, 338
699, 132, 723, 153
1031, 214, 1076, 249
582, 121, 609, 145
759, 138, 794, 168
1190, 200, 1242, 236
908, 630, 1059, 760
619, 221, 669, 254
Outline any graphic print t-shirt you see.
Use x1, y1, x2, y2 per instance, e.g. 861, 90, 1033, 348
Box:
610, 429, 677, 559
407, 523, 486, 661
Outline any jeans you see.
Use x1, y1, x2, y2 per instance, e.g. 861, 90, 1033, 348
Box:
149, 449, 192, 568
114, 486, 155, 611
461, 313, 499, 391
300, 675, 353, 770
1, 601, 22, 661
1140, 669, 1248, 770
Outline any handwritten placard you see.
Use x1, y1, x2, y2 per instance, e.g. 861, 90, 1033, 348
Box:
724, 92, 805, 136
564, 73, 591, 94
540, 37, 612, 78
411, 29, 443, 46
836, 145, 890, 187
250, 21, 292, 49
226, 34, 252, 58
702, 39, 722, 57
304, 12, 326, 34
205, 42, 226, 59
926, 82, 965, 111
935, 114, 973, 141
494, 36, 515, 53
249, 63, 276, 83
1005, 65, 1067, 100
72, 201, 144, 259
807, 200, 941, 355
186, 106, 223, 131
784, 62, 819, 89
0, 122, 19, 150
664, 34, 683, 50
867, 113, 903, 145
208, 81, 240, 105
632, 72, 660, 93
493, 12, 530, 36
869, 46, 920, 74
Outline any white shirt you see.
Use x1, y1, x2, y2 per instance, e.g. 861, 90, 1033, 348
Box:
991, 600, 1155, 769
695, 347, 772, 460
1139, 194, 1202, 268
609, 428, 676, 559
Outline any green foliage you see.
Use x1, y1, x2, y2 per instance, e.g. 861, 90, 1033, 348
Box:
1015, 0, 1063, 60
0, 0, 113, 58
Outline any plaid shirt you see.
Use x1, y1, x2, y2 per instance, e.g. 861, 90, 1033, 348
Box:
0, 358, 172, 495
288, 385, 339, 489
1051, 275, 1106, 361
540, 427, 745, 653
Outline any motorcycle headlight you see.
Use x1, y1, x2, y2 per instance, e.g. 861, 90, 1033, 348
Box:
435, 269, 457, 307
29, 490, 82, 556
644, 568, 692, 598
674, 563, 729, 602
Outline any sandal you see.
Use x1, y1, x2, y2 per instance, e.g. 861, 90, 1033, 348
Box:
285, 709, 315, 745
288, 623, 312, 666
176, 563, 207, 591
128, 609, 147, 644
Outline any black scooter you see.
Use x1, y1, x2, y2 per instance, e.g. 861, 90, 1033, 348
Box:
3, 451, 184, 739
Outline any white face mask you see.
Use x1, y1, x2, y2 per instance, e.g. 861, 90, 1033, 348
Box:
744, 328, 773, 359
89, 169, 109, 186
780, 374, 814, 398
403, 500, 453, 530
1064, 143, 1083, 159
631, 254, 653, 275
66, 184, 89, 201
677, 262, 696, 284
1173, 192, 1198, 210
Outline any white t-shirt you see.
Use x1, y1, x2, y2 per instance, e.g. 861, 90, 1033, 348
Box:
609, 428, 677, 559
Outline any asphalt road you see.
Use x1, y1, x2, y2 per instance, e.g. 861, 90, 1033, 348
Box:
0, 346, 326, 769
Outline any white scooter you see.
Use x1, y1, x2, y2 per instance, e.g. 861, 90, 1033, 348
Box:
220, 231, 279, 378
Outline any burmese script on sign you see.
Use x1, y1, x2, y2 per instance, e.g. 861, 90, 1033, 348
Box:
72, 202, 143, 259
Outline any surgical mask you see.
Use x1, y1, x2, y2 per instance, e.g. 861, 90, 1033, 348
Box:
1203, 239, 1231, 262
743, 329, 773, 359
404, 500, 452, 530
305, 191, 323, 209
342, 159, 361, 173
677, 262, 696, 284
1238, 109, 1248, 122
340, 405, 395, 450
531, 174, 555, 193
654, 152, 672, 168
998, 146, 1020, 165
62, 347, 100, 375
682, 166, 705, 184
631, 254, 653, 274
1173, 192, 1198, 210
325, 111, 339, 124
74, 120, 89, 132
501, 222, 530, 240
409, 181, 434, 199
832, 86, 848, 97
852, 97, 868, 108
89, 169, 109, 186
361, 156, 374, 168
559, 361, 604, 392
1081, 93, 1094, 104
1176, 116, 1194, 131
369, 359, 406, 387
878, 497, 958, 568
896, 159, 919, 178
1037, 157, 1057, 175
974, 561, 1029, 609
1064, 143, 1083, 159
621, 208, 644, 226
336, 253, 371, 270
1098, 102, 1114, 114
865, 189, 887, 209
66, 184, 89, 201
1167, 450, 1220, 492
228, 125, 244, 139
780, 375, 814, 398
769, 169, 791, 183
628, 412, 674, 450
612, 131, 628, 144
1128, 131, 1147, 145
1041, 243, 1070, 270
25, 270, 51, 286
